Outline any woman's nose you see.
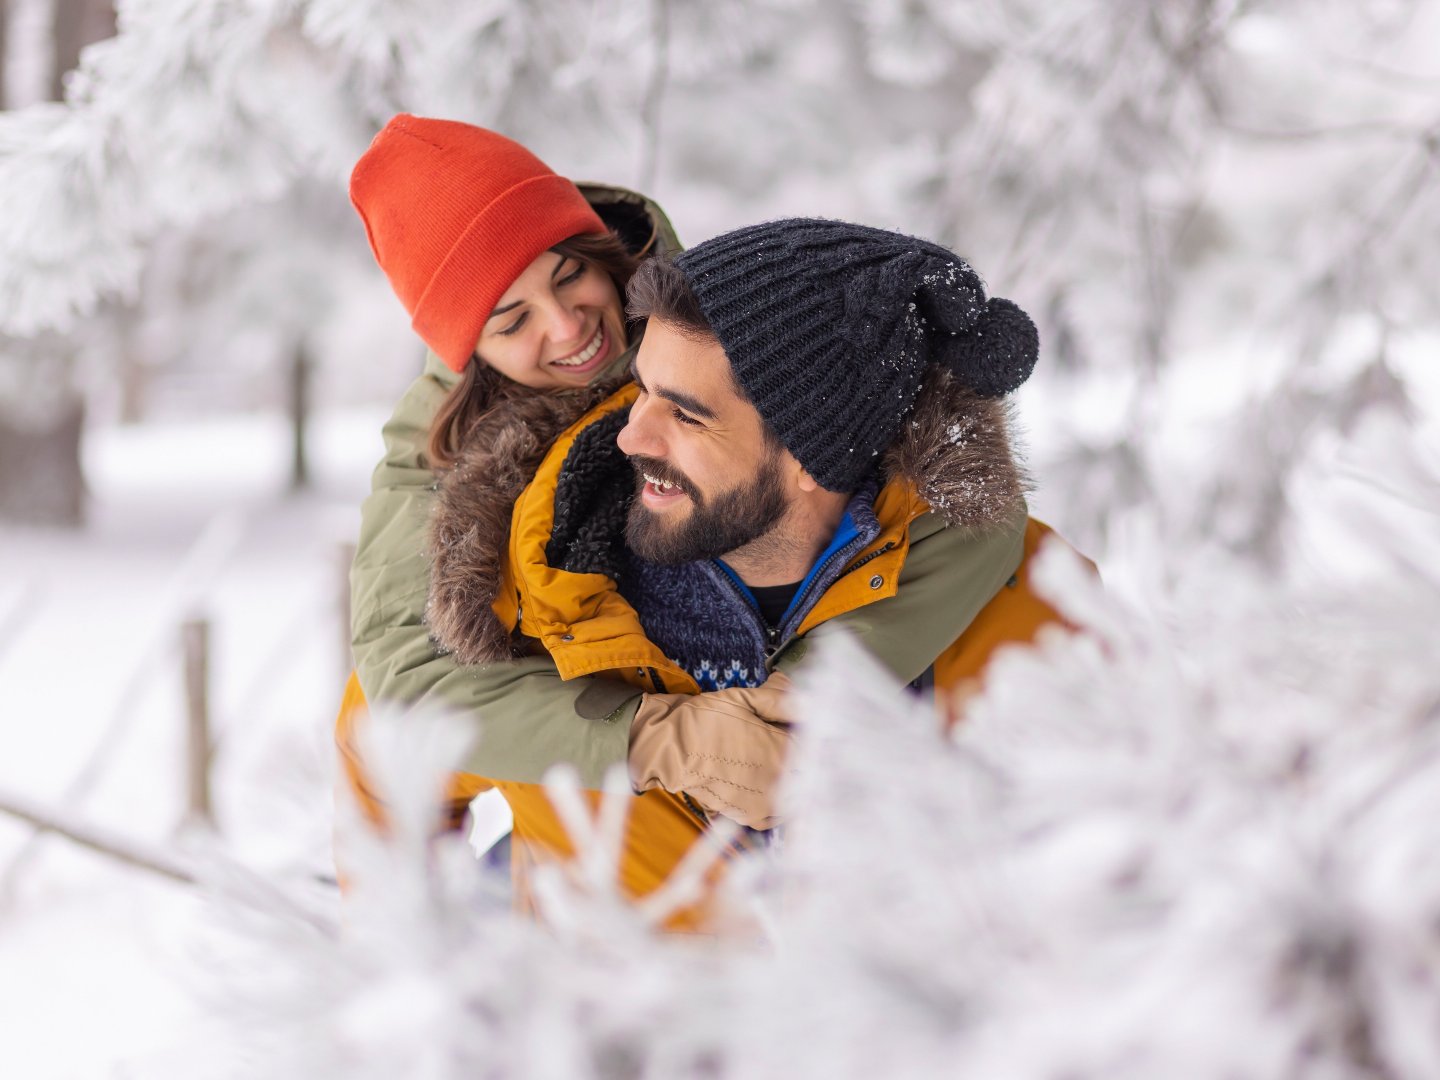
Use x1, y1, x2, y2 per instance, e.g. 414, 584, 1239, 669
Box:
545, 300, 585, 343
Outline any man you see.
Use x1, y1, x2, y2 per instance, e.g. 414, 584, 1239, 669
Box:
404, 219, 1078, 926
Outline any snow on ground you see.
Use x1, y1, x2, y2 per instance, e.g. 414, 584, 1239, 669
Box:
0, 407, 382, 1079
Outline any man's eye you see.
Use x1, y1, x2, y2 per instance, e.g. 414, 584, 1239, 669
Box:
496, 313, 527, 337
672, 408, 702, 427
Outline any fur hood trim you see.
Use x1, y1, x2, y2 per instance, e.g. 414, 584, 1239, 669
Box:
425, 380, 618, 665
883, 368, 1031, 534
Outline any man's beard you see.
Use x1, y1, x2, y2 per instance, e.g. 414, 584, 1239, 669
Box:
625, 453, 790, 565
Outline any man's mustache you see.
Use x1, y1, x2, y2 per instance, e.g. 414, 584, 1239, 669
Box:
628, 455, 695, 498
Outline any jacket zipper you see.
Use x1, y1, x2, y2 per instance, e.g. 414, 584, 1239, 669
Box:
709, 569, 777, 654
769, 535, 882, 653
708, 533, 887, 664
680, 792, 710, 827
843, 540, 896, 576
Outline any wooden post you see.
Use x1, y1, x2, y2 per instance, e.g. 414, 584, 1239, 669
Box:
182, 617, 214, 827
288, 340, 311, 492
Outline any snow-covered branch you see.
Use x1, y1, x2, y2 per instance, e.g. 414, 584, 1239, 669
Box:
172, 505, 1440, 1076
0, 785, 195, 883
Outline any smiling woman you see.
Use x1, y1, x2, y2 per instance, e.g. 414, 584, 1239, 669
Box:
479, 248, 623, 386
347, 114, 642, 468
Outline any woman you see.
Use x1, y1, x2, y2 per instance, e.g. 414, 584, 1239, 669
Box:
337, 116, 1031, 921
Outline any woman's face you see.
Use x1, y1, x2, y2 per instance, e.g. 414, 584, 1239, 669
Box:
474, 250, 626, 388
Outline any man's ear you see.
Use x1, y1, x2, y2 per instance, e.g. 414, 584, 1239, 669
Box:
771, 442, 816, 493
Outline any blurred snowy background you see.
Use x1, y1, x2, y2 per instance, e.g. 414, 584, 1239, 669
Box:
1, 0, 1438, 1076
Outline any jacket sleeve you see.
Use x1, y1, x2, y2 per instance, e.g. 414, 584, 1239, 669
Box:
349, 351, 635, 789
776, 508, 1027, 684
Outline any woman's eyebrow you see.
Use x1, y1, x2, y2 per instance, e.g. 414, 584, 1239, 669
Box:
488, 256, 570, 321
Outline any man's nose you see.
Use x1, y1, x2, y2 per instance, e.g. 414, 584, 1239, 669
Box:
617, 395, 663, 458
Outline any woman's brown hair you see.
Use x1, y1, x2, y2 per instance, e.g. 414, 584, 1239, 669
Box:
426, 231, 640, 468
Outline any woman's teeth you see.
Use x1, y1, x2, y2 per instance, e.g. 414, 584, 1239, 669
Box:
552, 326, 604, 367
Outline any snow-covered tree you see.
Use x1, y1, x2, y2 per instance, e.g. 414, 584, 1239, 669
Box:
1, 0, 1434, 564
2, 3, 1436, 1065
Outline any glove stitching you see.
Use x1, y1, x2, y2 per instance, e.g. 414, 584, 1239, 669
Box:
686, 780, 746, 817
685, 770, 765, 797
685, 752, 763, 769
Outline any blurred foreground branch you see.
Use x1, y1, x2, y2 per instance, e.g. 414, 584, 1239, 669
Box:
0, 788, 195, 884
0, 787, 337, 936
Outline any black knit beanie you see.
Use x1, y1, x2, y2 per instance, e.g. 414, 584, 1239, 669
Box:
673, 218, 1039, 492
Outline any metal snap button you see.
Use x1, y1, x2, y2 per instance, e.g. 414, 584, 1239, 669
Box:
869, 574, 884, 590
560, 633, 575, 642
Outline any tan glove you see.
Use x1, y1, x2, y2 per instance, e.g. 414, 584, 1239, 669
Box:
628, 673, 793, 830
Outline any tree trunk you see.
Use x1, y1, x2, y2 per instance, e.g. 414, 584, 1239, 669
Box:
110, 301, 147, 424
0, 1, 119, 528
0, 0, 10, 111
49, 0, 117, 101
0, 397, 86, 526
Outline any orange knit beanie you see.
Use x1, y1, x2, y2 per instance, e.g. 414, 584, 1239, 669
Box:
349, 115, 607, 372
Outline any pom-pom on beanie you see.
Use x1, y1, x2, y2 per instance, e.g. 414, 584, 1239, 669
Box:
349, 115, 607, 372
673, 218, 1039, 492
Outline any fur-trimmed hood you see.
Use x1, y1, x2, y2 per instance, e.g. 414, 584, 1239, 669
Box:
426, 368, 1029, 667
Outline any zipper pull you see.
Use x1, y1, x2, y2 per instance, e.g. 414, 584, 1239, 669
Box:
765, 624, 781, 657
